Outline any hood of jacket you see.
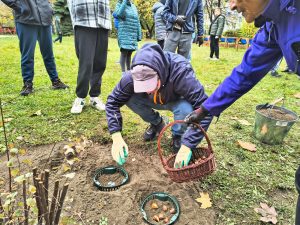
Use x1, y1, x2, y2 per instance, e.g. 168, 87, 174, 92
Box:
152, 2, 164, 13
131, 43, 170, 86
262, 0, 297, 22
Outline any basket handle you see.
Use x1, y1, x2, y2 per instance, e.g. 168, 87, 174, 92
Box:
157, 120, 212, 167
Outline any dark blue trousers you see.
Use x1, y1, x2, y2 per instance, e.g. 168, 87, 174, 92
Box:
16, 23, 58, 83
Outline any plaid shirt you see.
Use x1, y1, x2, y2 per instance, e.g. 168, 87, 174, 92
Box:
68, 0, 111, 29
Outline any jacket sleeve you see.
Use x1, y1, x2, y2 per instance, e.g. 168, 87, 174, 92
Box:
162, 0, 176, 23
105, 74, 134, 134
216, 16, 225, 36
1, 0, 20, 12
202, 23, 283, 116
195, 0, 204, 36
114, 0, 127, 19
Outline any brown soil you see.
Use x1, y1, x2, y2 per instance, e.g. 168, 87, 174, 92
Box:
0, 141, 216, 225
258, 108, 297, 121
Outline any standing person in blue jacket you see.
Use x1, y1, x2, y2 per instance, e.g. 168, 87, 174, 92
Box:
152, 0, 167, 49
114, 0, 142, 72
184, 0, 300, 223
2, 0, 69, 96
162, 0, 204, 59
105, 43, 213, 168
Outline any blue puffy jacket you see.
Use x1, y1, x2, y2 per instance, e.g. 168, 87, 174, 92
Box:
114, 0, 142, 50
203, 0, 300, 116
162, 0, 204, 36
106, 43, 209, 148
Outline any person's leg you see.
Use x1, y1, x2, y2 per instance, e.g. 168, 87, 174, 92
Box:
37, 25, 59, 81
163, 30, 180, 54
295, 166, 300, 225
16, 23, 38, 83
210, 35, 215, 58
126, 94, 163, 125
74, 26, 97, 98
126, 94, 166, 141
120, 50, 127, 72
89, 27, 109, 97
178, 33, 192, 59
215, 37, 220, 59
125, 50, 133, 71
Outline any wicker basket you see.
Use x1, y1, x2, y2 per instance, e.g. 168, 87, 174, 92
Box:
157, 120, 216, 183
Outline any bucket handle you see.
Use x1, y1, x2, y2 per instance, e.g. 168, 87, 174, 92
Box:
157, 120, 212, 167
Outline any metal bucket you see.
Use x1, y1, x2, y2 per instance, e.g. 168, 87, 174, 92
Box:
254, 104, 298, 145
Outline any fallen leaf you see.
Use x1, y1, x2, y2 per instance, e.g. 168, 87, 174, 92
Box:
16, 136, 24, 141
261, 124, 268, 135
62, 164, 71, 172
28, 185, 36, 194
22, 159, 33, 166
63, 172, 76, 179
11, 169, 20, 177
30, 110, 42, 117
237, 119, 251, 126
237, 140, 256, 152
195, 192, 212, 209
294, 93, 300, 99
254, 202, 278, 224
19, 149, 26, 155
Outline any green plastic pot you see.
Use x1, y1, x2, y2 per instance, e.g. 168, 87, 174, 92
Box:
254, 104, 298, 145
140, 192, 180, 225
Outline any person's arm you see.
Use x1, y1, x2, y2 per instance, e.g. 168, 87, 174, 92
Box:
195, 0, 204, 37
114, 0, 127, 19
105, 73, 134, 134
2, 0, 20, 11
161, 0, 176, 23
216, 16, 225, 37
203, 23, 283, 116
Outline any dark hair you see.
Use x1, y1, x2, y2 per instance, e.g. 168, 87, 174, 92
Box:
160, 0, 166, 4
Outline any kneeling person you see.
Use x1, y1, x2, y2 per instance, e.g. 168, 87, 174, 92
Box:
105, 43, 212, 168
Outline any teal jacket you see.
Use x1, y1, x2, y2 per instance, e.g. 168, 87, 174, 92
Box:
114, 0, 142, 50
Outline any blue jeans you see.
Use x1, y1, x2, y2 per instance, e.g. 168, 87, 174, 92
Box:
126, 94, 193, 136
16, 23, 58, 83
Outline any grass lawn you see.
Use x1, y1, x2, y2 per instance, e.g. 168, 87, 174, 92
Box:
0, 35, 299, 224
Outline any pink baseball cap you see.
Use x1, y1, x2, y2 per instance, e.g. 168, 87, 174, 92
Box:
131, 65, 158, 93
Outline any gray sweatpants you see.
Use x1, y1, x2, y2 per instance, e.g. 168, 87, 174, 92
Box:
74, 26, 108, 98
163, 30, 193, 59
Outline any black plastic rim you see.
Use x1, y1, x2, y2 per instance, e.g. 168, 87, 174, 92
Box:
140, 192, 180, 225
93, 166, 129, 191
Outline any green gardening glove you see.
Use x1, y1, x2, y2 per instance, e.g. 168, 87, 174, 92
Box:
174, 145, 192, 168
111, 132, 129, 165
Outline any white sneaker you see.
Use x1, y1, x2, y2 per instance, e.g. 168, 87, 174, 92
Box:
71, 97, 85, 114
90, 97, 105, 111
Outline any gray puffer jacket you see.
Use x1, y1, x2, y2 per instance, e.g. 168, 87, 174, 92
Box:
209, 14, 225, 36
2, 0, 53, 26
152, 2, 166, 41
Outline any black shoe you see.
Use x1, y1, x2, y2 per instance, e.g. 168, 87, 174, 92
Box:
52, 78, 69, 89
143, 118, 166, 142
20, 81, 33, 96
172, 135, 181, 153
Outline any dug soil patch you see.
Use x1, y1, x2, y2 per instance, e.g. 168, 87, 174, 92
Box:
0, 141, 216, 225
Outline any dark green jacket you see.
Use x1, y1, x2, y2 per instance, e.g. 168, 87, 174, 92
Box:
208, 14, 225, 36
